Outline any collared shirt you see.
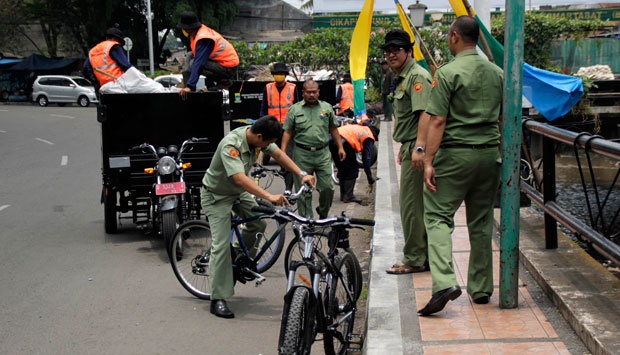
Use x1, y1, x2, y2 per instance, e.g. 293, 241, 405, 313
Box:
202, 126, 276, 195
283, 99, 338, 147
426, 49, 504, 146
392, 59, 432, 143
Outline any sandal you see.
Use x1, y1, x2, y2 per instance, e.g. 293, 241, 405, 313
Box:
386, 262, 425, 274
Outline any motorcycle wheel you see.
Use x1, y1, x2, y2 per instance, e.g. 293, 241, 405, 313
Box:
104, 188, 118, 234
162, 210, 179, 248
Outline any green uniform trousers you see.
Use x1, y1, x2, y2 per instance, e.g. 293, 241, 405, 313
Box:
423, 147, 500, 297
292, 146, 334, 218
400, 141, 427, 267
201, 188, 266, 300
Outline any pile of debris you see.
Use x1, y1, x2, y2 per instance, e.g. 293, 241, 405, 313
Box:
576, 64, 616, 80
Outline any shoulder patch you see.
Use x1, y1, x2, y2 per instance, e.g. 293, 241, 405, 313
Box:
414, 83, 423, 92
228, 147, 239, 158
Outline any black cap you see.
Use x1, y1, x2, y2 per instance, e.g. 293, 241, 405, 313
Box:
271, 62, 289, 74
380, 29, 414, 50
178, 11, 202, 30
106, 28, 125, 46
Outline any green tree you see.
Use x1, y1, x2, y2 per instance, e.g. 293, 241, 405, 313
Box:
491, 12, 608, 71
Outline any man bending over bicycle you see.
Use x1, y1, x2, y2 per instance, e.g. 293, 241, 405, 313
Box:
201, 115, 316, 319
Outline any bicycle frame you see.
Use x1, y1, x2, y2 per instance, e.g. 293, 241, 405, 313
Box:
229, 212, 288, 269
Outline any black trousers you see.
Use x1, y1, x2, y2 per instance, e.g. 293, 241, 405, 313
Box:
329, 139, 358, 181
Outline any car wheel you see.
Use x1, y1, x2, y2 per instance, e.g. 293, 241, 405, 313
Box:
37, 95, 48, 107
0, 90, 9, 102
78, 96, 90, 107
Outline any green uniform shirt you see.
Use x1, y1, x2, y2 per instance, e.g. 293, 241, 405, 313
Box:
283, 99, 338, 147
392, 59, 432, 143
425, 49, 504, 146
202, 125, 277, 195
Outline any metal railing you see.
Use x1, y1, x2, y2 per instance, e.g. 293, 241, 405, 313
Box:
521, 118, 620, 265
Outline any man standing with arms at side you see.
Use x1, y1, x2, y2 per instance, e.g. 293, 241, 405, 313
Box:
259, 62, 300, 191
418, 16, 503, 316
335, 73, 354, 117
380, 59, 395, 121
381, 29, 433, 275
83, 27, 133, 89
281, 80, 345, 219
202, 115, 315, 318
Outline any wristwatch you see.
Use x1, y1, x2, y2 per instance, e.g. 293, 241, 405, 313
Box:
299, 171, 308, 178
415, 146, 425, 153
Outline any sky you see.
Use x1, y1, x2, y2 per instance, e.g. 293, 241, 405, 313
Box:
282, 0, 620, 12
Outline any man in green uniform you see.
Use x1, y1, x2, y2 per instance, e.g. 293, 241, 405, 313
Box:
201, 115, 315, 318
418, 16, 503, 316
381, 29, 433, 275
281, 79, 345, 219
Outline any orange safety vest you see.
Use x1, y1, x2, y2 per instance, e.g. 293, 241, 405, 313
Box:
338, 124, 375, 153
190, 25, 239, 68
338, 82, 354, 115
266, 82, 296, 123
89, 40, 125, 86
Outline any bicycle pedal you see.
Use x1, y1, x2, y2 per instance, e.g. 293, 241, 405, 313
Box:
347, 333, 364, 352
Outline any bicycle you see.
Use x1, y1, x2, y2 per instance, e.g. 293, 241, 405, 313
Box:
167, 184, 312, 300
254, 204, 375, 355
250, 162, 287, 191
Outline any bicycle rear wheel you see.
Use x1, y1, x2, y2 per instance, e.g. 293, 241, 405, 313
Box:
254, 217, 287, 273
278, 287, 313, 355
168, 220, 213, 300
324, 251, 357, 355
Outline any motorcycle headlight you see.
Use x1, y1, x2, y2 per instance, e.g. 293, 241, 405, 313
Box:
157, 156, 177, 175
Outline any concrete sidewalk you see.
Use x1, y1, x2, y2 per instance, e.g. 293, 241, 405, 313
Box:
364, 120, 620, 354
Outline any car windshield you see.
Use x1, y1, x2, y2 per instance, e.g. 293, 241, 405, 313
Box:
72, 78, 93, 87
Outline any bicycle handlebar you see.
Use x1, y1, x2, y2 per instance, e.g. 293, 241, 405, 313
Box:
251, 202, 375, 228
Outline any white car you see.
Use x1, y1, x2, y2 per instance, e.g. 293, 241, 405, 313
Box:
32, 75, 98, 107
153, 74, 206, 91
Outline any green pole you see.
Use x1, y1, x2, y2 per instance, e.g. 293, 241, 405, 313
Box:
499, 0, 525, 309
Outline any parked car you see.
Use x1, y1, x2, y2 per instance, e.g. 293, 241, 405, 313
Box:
153, 74, 206, 91
32, 75, 98, 107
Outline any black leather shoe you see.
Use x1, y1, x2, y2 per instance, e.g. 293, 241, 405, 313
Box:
315, 207, 327, 219
473, 295, 490, 304
418, 286, 462, 316
210, 299, 235, 319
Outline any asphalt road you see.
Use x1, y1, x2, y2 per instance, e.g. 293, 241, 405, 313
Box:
0, 103, 294, 355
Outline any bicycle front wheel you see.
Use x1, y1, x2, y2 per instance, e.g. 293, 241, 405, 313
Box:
168, 220, 213, 300
324, 251, 358, 355
279, 287, 313, 355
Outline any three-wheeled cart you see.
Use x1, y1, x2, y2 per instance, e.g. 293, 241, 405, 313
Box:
98, 92, 224, 234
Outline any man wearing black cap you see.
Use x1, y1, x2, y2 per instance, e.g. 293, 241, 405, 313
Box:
335, 73, 354, 116
177, 11, 239, 97
381, 29, 433, 276
259, 62, 300, 191
83, 27, 133, 88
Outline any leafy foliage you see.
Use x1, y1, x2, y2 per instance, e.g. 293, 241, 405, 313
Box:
491, 12, 608, 71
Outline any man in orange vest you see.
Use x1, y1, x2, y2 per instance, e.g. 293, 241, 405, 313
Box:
177, 11, 239, 98
83, 27, 133, 88
329, 121, 379, 203
336, 73, 354, 116
259, 63, 300, 190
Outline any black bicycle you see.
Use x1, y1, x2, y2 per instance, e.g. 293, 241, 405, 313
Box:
167, 185, 311, 300
254, 204, 374, 355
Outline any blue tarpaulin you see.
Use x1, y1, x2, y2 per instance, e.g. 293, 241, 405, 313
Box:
7, 54, 77, 71
522, 63, 584, 121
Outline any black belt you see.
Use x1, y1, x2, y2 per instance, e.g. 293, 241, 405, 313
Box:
296, 142, 328, 152
441, 143, 498, 149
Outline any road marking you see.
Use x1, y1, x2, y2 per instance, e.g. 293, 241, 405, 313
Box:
61, 155, 68, 166
0, 109, 8, 112
51, 114, 75, 119
35, 137, 54, 145
0, 205, 10, 212
0, 130, 6, 133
